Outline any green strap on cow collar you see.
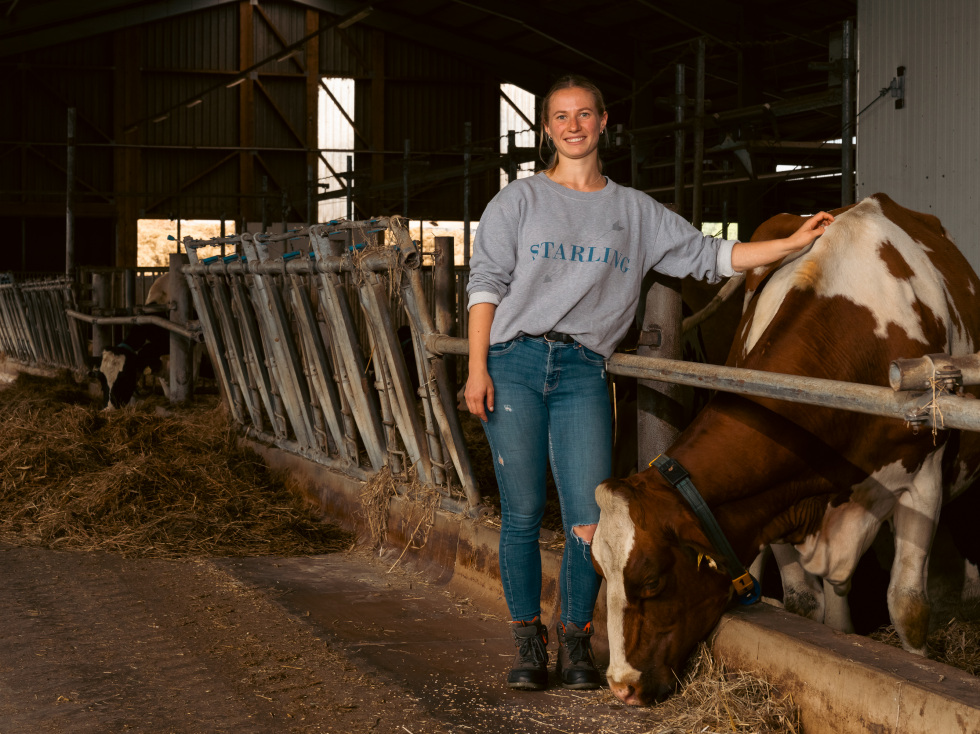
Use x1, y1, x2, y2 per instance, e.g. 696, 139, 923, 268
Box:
650, 454, 760, 605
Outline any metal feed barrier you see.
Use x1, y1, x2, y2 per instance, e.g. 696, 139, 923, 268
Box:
182, 218, 480, 512
0, 273, 86, 372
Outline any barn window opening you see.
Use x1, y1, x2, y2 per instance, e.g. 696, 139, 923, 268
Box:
404, 219, 478, 267
318, 77, 356, 223
500, 83, 536, 190
137, 219, 236, 267
701, 222, 739, 241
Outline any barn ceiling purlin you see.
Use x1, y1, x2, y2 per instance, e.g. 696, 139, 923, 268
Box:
0, 0, 855, 271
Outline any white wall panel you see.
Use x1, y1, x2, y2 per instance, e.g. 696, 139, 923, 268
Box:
857, 0, 980, 273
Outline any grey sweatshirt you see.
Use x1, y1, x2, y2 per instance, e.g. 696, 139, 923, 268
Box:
467, 173, 737, 357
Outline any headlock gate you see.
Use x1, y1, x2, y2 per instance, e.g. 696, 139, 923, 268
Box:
182, 218, 480, 512
0, 274, 86, 372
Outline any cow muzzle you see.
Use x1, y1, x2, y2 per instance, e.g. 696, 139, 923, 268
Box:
608, 675, 674, 706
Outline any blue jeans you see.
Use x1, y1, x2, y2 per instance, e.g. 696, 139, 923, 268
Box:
481, 336, 612, 628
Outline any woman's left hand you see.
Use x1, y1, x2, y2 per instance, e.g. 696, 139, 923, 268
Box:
788, 211, 835, 251
731, 210, 836, 272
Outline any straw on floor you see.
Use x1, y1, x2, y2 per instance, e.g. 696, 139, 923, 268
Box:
0, 373, 351, 558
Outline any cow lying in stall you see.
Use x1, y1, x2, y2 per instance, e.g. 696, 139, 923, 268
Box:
591, 193, 980, 705
97, 273, 207, 410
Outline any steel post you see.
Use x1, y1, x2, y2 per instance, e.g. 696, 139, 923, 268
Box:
674, 64, 686, 216
841, 19, 855, 206
66, 108, 76, 278
169, 253, 193, 403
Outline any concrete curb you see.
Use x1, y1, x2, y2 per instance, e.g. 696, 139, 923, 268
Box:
713, 604, 980, 734
254, 440, 980, 733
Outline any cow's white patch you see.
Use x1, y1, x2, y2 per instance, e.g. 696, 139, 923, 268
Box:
100, 351, 126, 391
145, 273, 170, 306
742, 198, 959, 357
593, 482, 643, 686
794, 460, 906, 584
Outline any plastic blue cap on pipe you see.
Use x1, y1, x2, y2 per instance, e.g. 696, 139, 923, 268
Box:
222, 254, 239, 263
203, 255, 222, 264
282, 251, 301, 261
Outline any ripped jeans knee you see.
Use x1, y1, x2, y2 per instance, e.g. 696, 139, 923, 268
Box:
572, 523, 597, 545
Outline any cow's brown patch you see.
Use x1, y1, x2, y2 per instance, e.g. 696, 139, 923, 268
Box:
878, 239, 915, 280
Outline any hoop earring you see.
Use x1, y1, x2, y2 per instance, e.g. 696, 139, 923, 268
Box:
546, 135, 555, 151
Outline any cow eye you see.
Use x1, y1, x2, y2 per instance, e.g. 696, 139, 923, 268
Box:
640, 575, 666, 598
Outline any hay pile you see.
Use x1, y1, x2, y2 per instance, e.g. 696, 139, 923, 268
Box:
619, 644, 800, 734
0, 373, 351, 558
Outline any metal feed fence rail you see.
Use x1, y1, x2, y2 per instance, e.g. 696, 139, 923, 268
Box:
182, 218, 480, 512
421, 335, 980, 434
0, 273, 86, 371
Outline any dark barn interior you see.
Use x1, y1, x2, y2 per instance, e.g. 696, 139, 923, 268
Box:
0, 0, 857, 273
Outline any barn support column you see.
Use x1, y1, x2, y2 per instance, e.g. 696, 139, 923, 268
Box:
114, 28, 141, 268
673, 63, 686, 218
636, 274, 685, 469
239, 0, 256, 224
370, 29, 385, 216
66, 108, 75, 278
841, 18, 855, 207
170, 253, 193, 404
630, 44, 658, 191
692, 38, 706, 229
735, 45, 774, 237
433, 235, 457, 393
91, 273, 110, 360
305, 9, 319, 224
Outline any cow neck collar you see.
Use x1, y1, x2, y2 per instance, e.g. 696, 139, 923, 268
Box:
650, 454, 761, 605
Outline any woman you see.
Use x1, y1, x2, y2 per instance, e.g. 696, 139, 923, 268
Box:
465, 74, 833, 691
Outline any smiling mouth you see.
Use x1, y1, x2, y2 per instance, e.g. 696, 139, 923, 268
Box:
565, 136, 587, 143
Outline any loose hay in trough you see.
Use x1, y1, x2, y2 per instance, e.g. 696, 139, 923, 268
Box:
0, 373, 352, 558
602, 643, 801, 734
583, 643, 800, 733
871, 599, 980, 676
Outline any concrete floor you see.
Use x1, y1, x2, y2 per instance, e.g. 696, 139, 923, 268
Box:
217, 550, 670, 734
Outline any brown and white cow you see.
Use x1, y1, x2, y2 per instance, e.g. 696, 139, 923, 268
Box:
592, 193, 980, 705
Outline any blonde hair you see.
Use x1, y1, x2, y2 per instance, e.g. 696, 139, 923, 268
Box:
539, 74, 608, 174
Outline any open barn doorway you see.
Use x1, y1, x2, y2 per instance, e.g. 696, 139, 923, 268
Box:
137, 219, 237, 267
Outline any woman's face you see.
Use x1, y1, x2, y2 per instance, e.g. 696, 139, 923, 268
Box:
544, 86, 608, 164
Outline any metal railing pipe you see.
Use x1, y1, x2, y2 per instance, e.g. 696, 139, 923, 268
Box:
607, 353, 980, 432
65, 310, 203, 342
421, 335, 980, 433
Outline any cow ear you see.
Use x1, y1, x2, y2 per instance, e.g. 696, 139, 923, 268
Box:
595, 478, 636, 510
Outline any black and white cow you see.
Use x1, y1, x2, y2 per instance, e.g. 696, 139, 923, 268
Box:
96, 273, 212, 410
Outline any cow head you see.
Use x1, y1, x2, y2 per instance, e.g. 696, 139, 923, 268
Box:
593, 477, 734, 705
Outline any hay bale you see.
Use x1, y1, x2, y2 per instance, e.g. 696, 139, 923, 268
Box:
0, 373, 351, 558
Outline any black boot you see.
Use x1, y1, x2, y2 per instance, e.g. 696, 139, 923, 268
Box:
556, 621, 600, 689
507, 618, 549, 690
